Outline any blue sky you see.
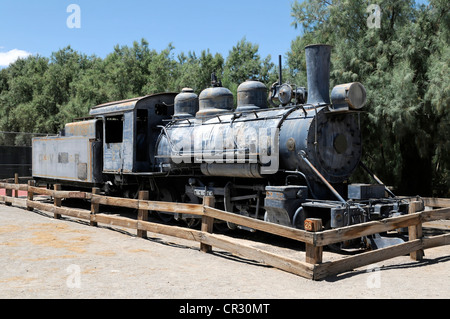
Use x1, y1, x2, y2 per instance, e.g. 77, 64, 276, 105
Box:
0, 0, 429, 67
0, 0, 301, 66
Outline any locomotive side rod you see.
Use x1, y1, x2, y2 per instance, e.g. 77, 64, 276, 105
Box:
298, 151, 346, 204
359, 161, 396, 198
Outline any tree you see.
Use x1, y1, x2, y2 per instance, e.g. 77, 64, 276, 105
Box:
223, 38, 276, 98
174, 50, 224, 94
144, 43, 178, 94
289, 0, 449, 196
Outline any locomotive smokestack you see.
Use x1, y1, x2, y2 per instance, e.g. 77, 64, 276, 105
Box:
305, 44, 332, 105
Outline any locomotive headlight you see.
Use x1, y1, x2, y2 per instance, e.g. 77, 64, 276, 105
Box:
331, 82, 367, 110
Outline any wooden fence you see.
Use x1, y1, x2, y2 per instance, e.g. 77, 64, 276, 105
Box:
0, 177, 449, 280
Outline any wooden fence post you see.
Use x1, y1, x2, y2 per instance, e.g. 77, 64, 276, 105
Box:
14, 173, 18, 198
27, 180, 35, 211
54, 184, 62, 219
137, 190, 149, 238
5, 175, 12, 206
200, 196, 215, 253
5, 187, 12, 205
304, 218, 323, 265
90, 187, 100, 227
409, 201, 424, 261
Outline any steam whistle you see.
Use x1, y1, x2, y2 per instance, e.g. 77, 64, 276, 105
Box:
269, 55, 307, 107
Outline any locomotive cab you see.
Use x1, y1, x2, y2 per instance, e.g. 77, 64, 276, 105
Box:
32, 93, 177, 190
89, 93, 177, 177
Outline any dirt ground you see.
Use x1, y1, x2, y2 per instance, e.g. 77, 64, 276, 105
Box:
0, 202, 449, 301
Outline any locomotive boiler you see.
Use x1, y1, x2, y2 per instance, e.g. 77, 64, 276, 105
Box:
32, 44, 408, 249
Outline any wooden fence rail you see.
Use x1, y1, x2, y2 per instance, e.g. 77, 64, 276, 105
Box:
0, 179, 449, 280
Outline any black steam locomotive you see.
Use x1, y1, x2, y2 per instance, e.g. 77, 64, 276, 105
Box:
32, 44, 408, 248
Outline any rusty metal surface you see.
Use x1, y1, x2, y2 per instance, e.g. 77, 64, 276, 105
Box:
305, 44, 332, 106
32, 136, 102, 183
236, 80, 268, 111
89, 93, 177, 116
330, 82, 367, 111
174, 88, 199, 118
196, 86, 234, 118
64, 119, 99, 138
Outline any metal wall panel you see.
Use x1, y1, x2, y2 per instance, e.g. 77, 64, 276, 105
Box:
32, 136, 99, 183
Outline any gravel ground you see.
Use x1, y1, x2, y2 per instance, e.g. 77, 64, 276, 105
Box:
0, 202, 449, 300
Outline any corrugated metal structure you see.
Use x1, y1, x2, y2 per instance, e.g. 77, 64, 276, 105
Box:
0, 146, 32, 179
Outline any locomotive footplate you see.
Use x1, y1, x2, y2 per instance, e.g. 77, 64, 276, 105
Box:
301, 198, 409, 250
301, 198, 409, 229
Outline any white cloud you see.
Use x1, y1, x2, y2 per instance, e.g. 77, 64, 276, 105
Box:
0, 49, 32, 67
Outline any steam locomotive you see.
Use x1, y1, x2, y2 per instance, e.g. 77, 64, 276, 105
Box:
32, 44, 408, 248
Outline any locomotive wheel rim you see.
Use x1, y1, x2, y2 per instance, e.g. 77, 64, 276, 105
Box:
182, 192, 201, 228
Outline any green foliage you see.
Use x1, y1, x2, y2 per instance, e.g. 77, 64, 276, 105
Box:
289, 0, 449, 196
0, 37, 273, 135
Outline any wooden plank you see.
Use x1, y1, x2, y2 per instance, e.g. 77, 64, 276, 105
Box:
1, 183, 88, 199
137, 218, 200, 242
27, 180, 35, 211
54, 184, 62, 219
92, 213, 192, 241
1, 195, 9, 205
204, 206, 315, 245
27, 200, 91, 220
315, 213, 423, 247
138, 200, 203, 215
5, 186, 12, 206
93, 214, 139, 229
90, 188, 100, 227
14, 197, 27, 207
198, 232, 315, 279
423, 220, 450, 230
314, 239, 424, 280
14, 174, 18, 198
422, 233, 450, 249
0, 182, 23, 190
28, 186, 54, 196
0, 182, 20, 191
409, 201, 424, 261
91, 194, 139, 209
305, 219, 323, 264
63, 191, 90, 199
200, 196, 215, 253
137, 191, 149, 238
422, 207, 450, 222
422, 197, 450, 208
2, 197, 27, 207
